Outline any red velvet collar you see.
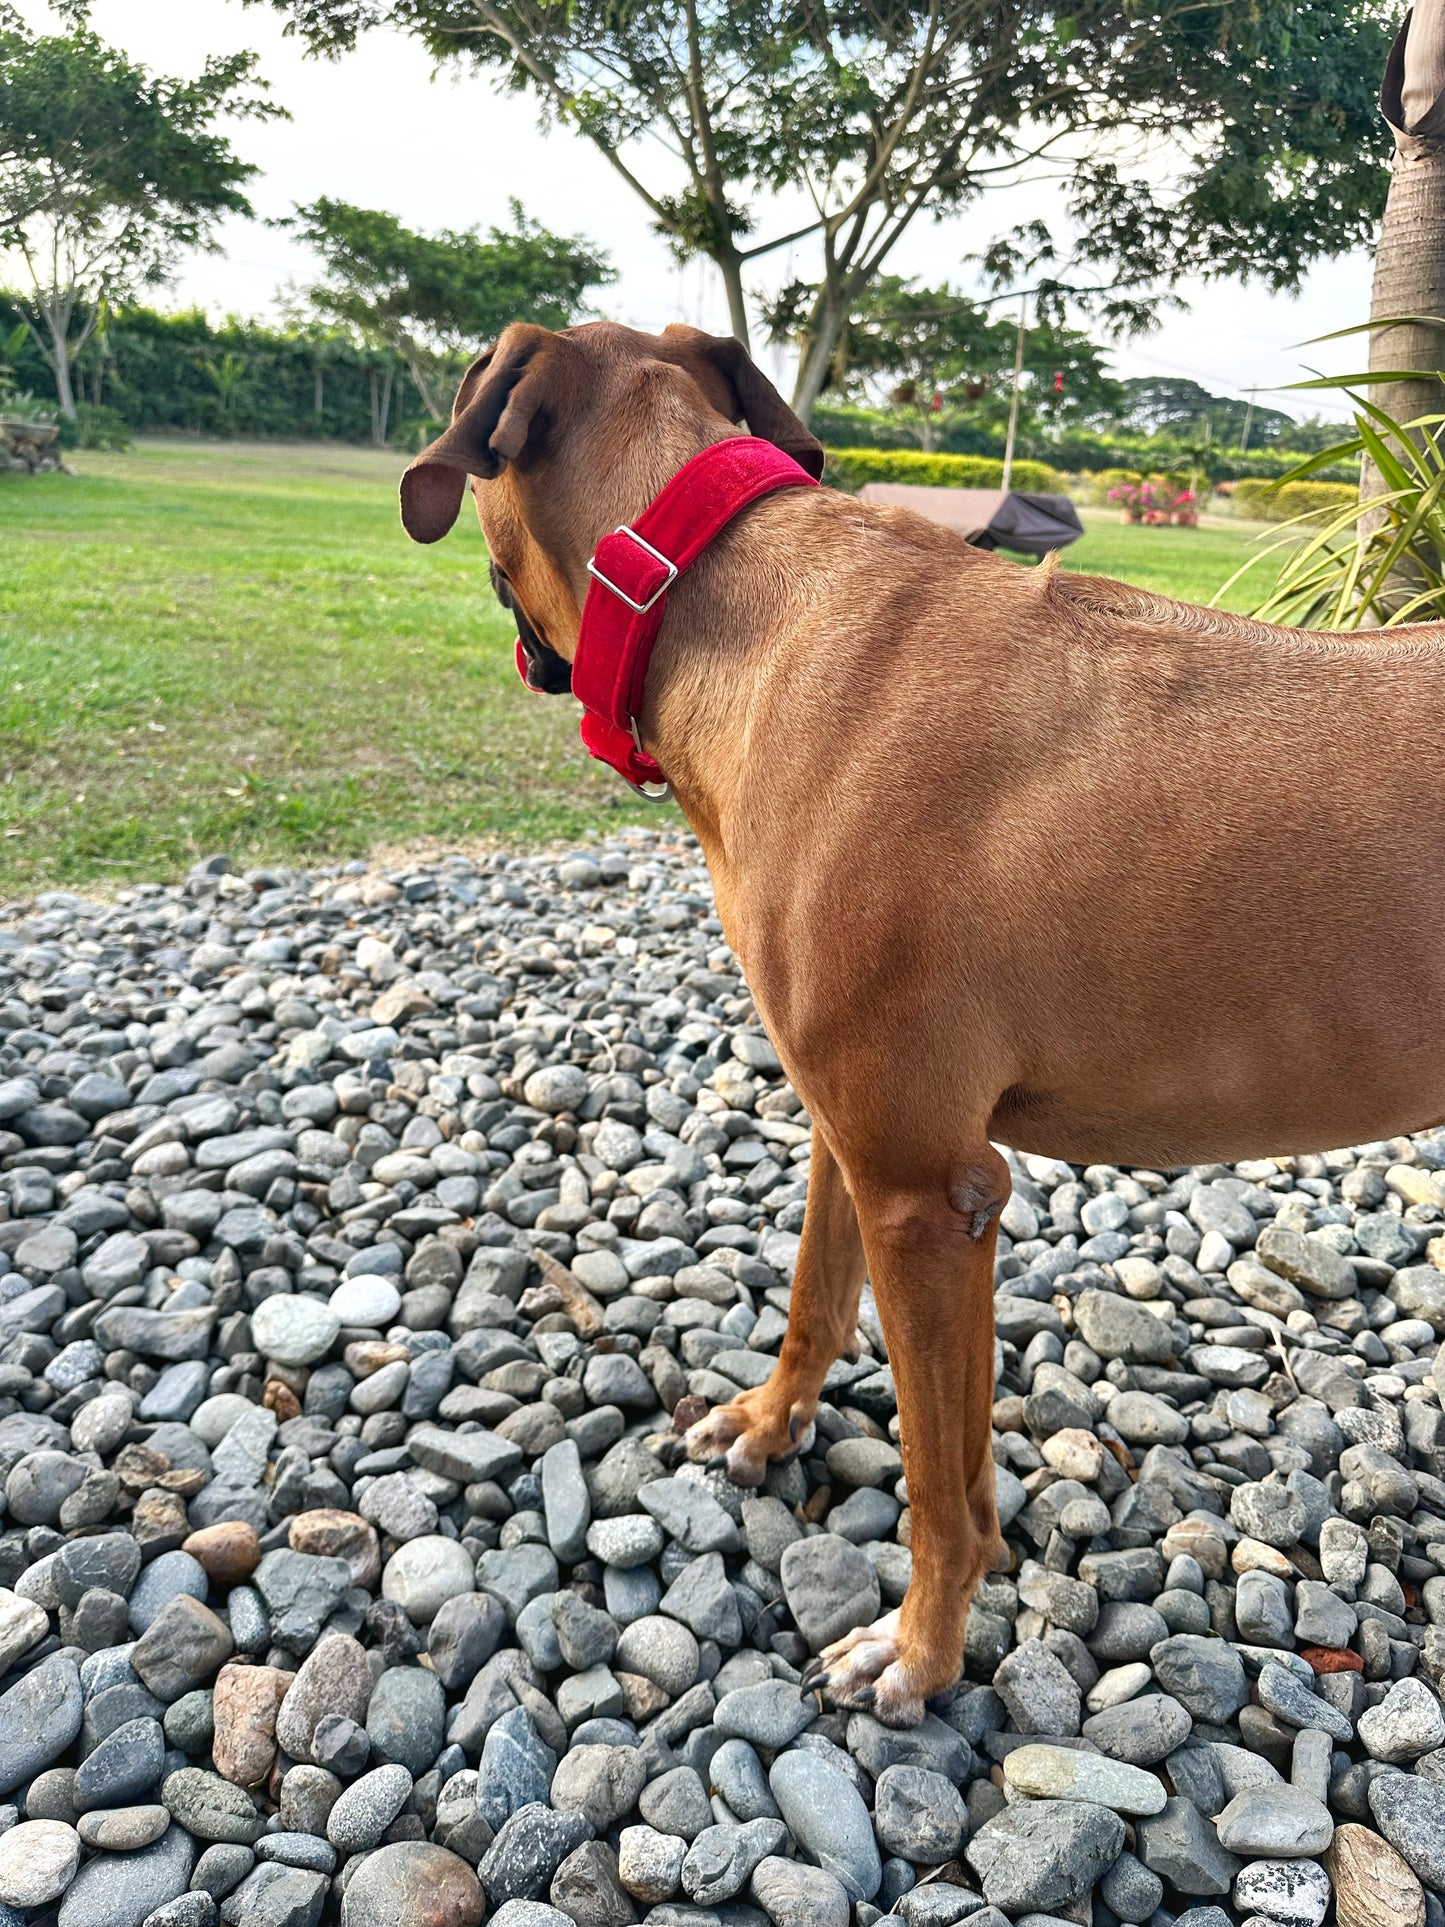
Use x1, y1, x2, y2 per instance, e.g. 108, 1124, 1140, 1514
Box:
516, 436, 819, 796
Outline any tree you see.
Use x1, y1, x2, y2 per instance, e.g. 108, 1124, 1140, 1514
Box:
840, 281, 1001, 450
195, 348, 251, 427
251, 0, 1397, 423
1272, 414, 1358, 456
797, 275, 1126, 451
0, 15, 279, 417
1364, 0, 1445, 489
1115, 377, 1293, 448
282, 196, 613, 419
811, 278, 1009, 451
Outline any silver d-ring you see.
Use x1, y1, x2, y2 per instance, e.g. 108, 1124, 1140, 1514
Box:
627, 717, 670, 800
626, 777, 673, 804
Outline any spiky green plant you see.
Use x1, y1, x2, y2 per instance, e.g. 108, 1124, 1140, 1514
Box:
1214, 318, 1445, 627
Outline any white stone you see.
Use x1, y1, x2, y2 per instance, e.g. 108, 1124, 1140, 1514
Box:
0, 1587, 48, 1673
619, 1824, 686, 1902
1358, 1677, 1445, 1764
329, 1275, 402, 1329
340, 1026, 401, 1062
250, 1293, 341, 1367
1235, 1859, 1331, 1927
1041, 1428, 1104, 1481
1003, 1742, 1167, 1815
0, 1820, 81, 1906
189, 1393, 257, 1449
1086, 1663, 1153, 1713
356, 936, 395, 973
381, 1536, 476, 1624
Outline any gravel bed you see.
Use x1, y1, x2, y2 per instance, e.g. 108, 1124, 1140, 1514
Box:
0, 833, 1443, 1927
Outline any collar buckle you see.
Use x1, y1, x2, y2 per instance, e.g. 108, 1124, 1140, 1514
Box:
586, 524, 679, 613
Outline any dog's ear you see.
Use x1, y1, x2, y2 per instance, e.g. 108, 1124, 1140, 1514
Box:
667, 327, 825, 479
400, 325, 556, 544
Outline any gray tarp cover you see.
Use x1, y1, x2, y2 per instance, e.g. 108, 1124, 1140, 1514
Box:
858, 482, 1085, 556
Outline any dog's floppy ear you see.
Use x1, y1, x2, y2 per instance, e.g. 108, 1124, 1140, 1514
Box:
668, 327, 825, 480
400, 325, 555, 544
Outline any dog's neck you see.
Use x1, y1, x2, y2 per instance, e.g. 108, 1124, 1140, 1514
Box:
637, 487, 827, 850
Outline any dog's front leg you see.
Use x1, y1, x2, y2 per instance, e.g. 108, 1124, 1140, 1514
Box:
684, 1126, 865, 1484
803, 1149, 1006, 1726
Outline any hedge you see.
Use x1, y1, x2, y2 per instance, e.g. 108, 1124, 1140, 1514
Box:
1230, 478, 1359, 523
823, 446, 1063, 493
0, 296, 448, 444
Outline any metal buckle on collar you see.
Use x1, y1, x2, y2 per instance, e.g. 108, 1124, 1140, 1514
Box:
586, 525, 678, 613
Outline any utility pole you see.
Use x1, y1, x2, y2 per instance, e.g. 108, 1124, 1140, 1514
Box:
1001, 293, 1027, 492
1239, 396, 1254, 454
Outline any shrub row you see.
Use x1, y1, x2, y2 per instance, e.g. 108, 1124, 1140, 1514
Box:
813, 404, 1359, 484
0, 297, 448, 445
823, 446, 1064, 494
1229, 478, 1360, 522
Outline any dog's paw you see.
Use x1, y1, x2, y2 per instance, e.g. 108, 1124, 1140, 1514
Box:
798, 1610, 948, 1727
682, 1386, 816, 1488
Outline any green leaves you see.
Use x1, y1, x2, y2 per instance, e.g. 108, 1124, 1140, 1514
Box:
769, 271, 1128, 447
0, 18, 283, 412
1213, 375, 1445, 628
284, 195, 613, 383
0, 27, 280, 244
250, 0, 1398, 417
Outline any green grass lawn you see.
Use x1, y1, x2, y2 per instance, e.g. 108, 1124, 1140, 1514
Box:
0, 438, 1279, 896
1063, 506, 1274, 607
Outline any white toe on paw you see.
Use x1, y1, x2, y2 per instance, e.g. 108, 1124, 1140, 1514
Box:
682, 1395, 812, 1487
808, 1612, 928, 1727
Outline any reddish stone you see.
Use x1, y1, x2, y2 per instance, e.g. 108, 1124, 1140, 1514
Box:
275, 1633, 373, 1764
184, 1521, 262, 1588
1301, 1645, 1364, 1674
131, 1487, 190, 1554
289, 1508, 381, 1588
212, 1662, 295, 1786
263, 1379, 302, 1423
1327, 1821, 1425, 1927
672, 1394, 708, 1434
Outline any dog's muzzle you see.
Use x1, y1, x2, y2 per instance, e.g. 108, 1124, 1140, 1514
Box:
491, 563, 572, 695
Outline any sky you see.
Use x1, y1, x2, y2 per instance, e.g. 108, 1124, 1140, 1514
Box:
17, 0, 1379, 420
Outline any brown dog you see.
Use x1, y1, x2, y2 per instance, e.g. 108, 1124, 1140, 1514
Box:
400, 318, 1445, 1725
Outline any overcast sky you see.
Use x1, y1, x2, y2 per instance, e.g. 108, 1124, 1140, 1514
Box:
19, 0, 1379, 419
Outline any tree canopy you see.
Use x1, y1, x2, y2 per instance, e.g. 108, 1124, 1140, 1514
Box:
0, 13, 278, 414
249, 0, 1398, 420
1117, 378, 1295, 448
283, 195, 613, 416
795, 275, 1125, 449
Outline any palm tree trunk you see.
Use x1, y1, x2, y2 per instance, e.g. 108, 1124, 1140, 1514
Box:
1365, 0, 1445, 491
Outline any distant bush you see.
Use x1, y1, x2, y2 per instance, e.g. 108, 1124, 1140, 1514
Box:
0, 389, 55, 427
0, 295, 439, 445
1230, 477, 1358, 522
824, 446, 1063, 493
60, 402, 132, 450
812, 404, 918, 451
1074, 466, 1143, 505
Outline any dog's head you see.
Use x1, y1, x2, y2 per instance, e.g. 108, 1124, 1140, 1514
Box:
399, 321, 823, 675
